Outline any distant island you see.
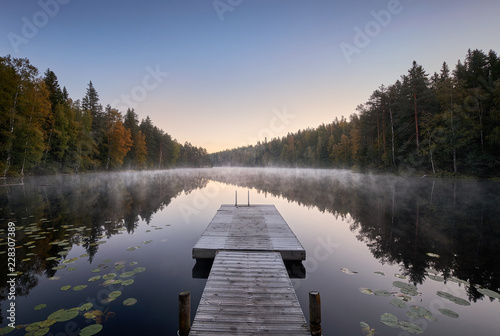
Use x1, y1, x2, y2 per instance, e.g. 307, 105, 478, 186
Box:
1, 48, 499, 177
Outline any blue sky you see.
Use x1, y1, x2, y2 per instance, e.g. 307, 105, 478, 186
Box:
1, 0, 499, 152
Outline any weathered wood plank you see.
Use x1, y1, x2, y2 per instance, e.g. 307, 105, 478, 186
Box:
189, 251, 309, 336
192, 204, 305, 260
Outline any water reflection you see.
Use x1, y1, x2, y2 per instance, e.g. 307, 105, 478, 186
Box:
0, 170, 208, 324
205, 168, 500, 301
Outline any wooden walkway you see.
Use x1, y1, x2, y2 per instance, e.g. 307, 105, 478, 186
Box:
189, 251, 309, 335
192, 205, 305, 261
189, 205, 310, 336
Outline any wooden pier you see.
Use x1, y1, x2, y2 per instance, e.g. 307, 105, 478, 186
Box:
192, 205, 305, 261
187, 205, 312, 336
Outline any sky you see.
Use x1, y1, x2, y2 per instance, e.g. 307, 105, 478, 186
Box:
1, 0, 499, 153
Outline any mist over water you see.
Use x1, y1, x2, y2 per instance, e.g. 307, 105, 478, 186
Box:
0, 168, 499, 335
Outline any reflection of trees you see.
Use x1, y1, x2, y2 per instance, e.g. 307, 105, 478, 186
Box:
206, 168, 500, 300
0, 170, 207, 323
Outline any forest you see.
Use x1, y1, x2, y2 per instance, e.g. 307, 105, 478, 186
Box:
211, 49, 500, 177
0, 55, 211, 176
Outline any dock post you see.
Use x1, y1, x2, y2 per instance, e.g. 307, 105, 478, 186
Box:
248, 190, 250, 206
179, 291, 191, 336
309, 291, 322, 335
235, 190, 237, 206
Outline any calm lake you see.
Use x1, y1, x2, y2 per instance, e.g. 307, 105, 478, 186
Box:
1, 168, 499, 336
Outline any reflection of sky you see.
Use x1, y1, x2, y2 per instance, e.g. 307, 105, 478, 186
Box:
1, 0, 499, 152
2, 170, 500, 335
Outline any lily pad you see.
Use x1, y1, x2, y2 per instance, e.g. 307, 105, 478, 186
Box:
102, 273, 117, 280
133, 267, 146, 273
129, 261, 138, 266
438, 308, 459, 318
34, 304, 47, 310
428, 274, 445, 282
394, 273, 406, 279
60, 285, 71, 291
83, 310, 103, 320
34, 327, 50, 335
390, 298, 407, 308
340, 267, 358, 275
120, 271, 135, 278
102, 259, 112, 263
123, 298, 137, 306
0, 326, 15, 335
63, 257, 79, 264
436, 291, 471, 306
51, 309, 79, 322
115, 264, 125, 271
374, 289, 391, 297
79, 303, 93, 311
359, 288, 374, 295
380, 313, 399, 328
79, 324, 103, 336
39, 319, 57, 328
52, 265, 66, 270
374, 271, 385, 276
476, 287, 500, 299
100, 297, 115, 304
88, 275, 101, 282
90, 268, 101, 273
73, 285, 87, 291
398, 320, 424, 334
426, 252, 440, 258
122, 279, 135, 286
108, 291, 122, 298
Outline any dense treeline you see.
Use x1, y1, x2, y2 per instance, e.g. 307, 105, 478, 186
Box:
0, 55, 210, 176
211, 49, 500, 176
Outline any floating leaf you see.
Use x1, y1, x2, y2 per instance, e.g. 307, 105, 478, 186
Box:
79, 303, 93, 311
52, 265, 66, 270
374, 271, 385, 276
90, 268, 101, 273
67, 267, 77, 271
129, 261, 138, 266
374, 289, 391, 297
115, 264, 125, 271
360, 321, 375, 336
426, 252, 440, 258
133, 267, 146, 273
126, 246, 140, 251
142, 240, 153, 244
393, 281, 417, 292
476, 287, 500, 299
108, 291, 122, 298
400, 287, 419, 296
34, 304, 47, 310
100, 297, 115, 304
80, 253, 89, 257
61, 285, 71, 291
436, 291, 471, 306
0, 326, 15, 335
102, 259, 112, 263
88, 275, 101, 282
63, 257, 79, 264
79, 324, 103, 336
102, 273, 117, 280
73, 285, 87, 291
123, 298, 137, 306
398, 321, 424, 334
48, 276, 60, 280
120, 271, 135, 278
428, 274, 445, 282
359, 288, 374, 295
83, 310, 103, 320
406, 311, 419, 320
380, 313, 399, 328
438, 308, 459, 318
341, 267, 358, 275
53, 309, 79, 322
390, 298, 407, 308
122, 279, 134, 286
394, 273, 406, 279
39, 319, 56, 328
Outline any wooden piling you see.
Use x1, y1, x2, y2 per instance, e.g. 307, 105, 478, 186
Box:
309, 291, 322, 336
179, 291, 191, 336
235, 190, 237, 206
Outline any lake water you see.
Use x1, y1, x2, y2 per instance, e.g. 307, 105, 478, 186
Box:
1, 168, 499, 336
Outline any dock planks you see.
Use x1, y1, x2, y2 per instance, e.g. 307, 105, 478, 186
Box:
189, 251, 309, 335
192, 205, 305, 261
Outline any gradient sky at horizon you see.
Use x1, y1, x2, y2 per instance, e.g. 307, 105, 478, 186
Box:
1, 0, 499, 153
